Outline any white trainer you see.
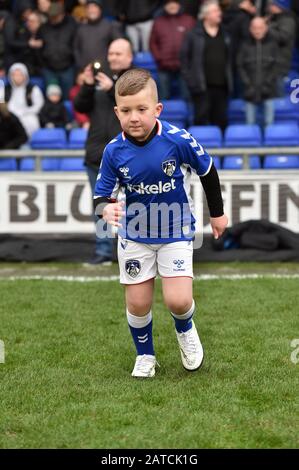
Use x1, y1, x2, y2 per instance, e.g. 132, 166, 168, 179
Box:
131, 354, 157, 378
175, 320, 204, 371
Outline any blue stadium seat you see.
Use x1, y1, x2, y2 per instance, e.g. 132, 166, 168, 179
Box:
161, 100, 188, 129
188, 126, 222, 147
64, 100, 75, 122
19, 158, 35, 171
264, 155, 299, 169
68, 128, 88, 149
224, 124, 262, 147
31, 128, 67, 149
60, 158, 85, 171
273, 97, 299, 123
30, 128, 67, 171
264, 123, 299, 146
212, 156, 221, 169
133, 52, 158, 80
228, 99, 246, 124
0, 158, 17, 171
222, 155, 261, 170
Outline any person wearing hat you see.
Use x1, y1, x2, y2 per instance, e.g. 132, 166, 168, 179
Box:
268, 0, 296, 95
74, 0, 123, 71
150, 0, 195, 99
39, 2, 78, 100
39, 83, 68, 128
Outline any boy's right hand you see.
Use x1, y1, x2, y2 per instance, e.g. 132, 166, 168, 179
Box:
103, 201, 125, 227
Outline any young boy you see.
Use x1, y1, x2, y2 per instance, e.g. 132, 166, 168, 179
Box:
94, 68, 228, 378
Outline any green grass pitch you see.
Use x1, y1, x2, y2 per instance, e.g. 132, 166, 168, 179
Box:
0, 275, 298, 448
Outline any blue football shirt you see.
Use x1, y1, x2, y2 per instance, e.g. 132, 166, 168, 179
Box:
94, 119, 213, 243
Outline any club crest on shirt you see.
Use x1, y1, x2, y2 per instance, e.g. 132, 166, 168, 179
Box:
125, 259, 141, 278
162, 159, 176, 177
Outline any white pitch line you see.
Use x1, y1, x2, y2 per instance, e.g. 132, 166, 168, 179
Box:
0, 274, 299, 282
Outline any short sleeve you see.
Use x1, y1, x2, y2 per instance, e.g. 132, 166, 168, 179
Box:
178, 130, 213, 176
94, 146, 120, 200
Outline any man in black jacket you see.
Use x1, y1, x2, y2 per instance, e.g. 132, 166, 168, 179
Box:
39, 2, 77, 99
74, 38, 133, 264
238, 16, 278, 126
181, 0, 232, 131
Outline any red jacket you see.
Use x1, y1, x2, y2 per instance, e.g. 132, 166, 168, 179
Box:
150, 13, 196, 71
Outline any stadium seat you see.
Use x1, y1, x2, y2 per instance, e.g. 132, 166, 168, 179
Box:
30, 128, 67, 171
0, 158, 17, 171
227, 99, 246, 124
133, 52, 157, 75
188, 126, 222, 147
160, 100, 188, 129
60, 158, 85, 171
284, 70, 299, 95
224, 124, 262, 147
264, 155, 299, 169
19, 158, 35, 171
222, 155, 261, 170
68, 128, 88, 149
273, 97, 299, 123
264, 123, 299, 146
64, 100, 75, 122
212, 156, 221, 169
31, 128, 67, 149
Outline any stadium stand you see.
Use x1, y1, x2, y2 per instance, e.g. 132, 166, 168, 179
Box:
28, 128, 68, 171
160, 99, 188, 129
264, 122, 299, 146
224, 124, 262, 147
264, 155, 299, 169
222, 155, 261, 170
273, 97, 299, 123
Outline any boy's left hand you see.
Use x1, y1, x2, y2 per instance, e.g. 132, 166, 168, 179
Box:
210, 214, 228, 240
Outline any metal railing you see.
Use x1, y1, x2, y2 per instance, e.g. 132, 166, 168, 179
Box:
1, 147, 299, 170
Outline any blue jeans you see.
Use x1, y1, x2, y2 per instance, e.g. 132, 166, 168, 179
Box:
43, 66, 75, 100
245, 99, 274, 127
86, 165, 113, 259
158, 70, 190, 101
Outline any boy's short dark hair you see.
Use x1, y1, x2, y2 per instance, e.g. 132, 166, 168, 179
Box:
115, 68, 153, 97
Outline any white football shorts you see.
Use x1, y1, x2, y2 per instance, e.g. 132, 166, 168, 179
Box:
118, 238, 193, 284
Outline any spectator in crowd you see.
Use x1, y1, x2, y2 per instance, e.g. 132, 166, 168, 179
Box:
4, 8, 43, 76
5, 62, 44, 137
238, 16, 278, 126
223, 0, 256, 97
0, 102, 28, 149
39, 83, 68, 128
181, 0, 232, 130
268, 0, 297, 95
36, 0, 51, 23
74, 0, 123, 71
150, 0, 195, 100
180, 0, 202, 17
69, 69, 90, 128
74, 38, 133, 264
39, 2, 77, 99
114, 0, 162, 52
71, 0, 88, 23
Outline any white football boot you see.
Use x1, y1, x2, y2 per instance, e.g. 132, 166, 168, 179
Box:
131, 354, 157, 378
175, 320, 204, 371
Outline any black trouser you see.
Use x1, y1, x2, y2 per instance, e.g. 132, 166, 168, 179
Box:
192, 86, 228, 131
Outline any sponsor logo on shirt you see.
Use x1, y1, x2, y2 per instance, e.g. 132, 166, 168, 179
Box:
126, 178, 176, 195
